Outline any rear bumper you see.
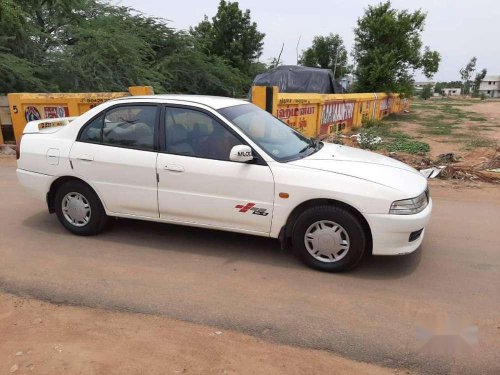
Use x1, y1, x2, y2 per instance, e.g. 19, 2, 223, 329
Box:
16, 168, 53, 202
365, 198, 432, 255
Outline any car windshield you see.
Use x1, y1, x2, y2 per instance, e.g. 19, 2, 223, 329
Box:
218, 104, 321, 162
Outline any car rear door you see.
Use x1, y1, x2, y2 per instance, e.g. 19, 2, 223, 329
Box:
70, 104, 160, 218
156, 105, 275, 234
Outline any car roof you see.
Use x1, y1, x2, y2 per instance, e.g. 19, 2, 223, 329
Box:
115, 94, 249, 110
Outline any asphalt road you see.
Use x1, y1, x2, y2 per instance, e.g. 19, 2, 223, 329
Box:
1, 158, 499, 374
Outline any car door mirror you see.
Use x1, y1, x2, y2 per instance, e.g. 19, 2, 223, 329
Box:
230, 145, 254, 163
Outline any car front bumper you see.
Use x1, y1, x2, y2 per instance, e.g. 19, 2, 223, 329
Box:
364, 198, 432, 256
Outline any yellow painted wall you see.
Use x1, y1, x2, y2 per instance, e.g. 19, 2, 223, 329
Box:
7, 86, 154, 142
251, 86, 408, 138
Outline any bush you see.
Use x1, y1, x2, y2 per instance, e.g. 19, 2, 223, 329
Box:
328, 132, 345, 145
420, 84, 433, 100
361, 117, 380, 128
358, 128, 381, 150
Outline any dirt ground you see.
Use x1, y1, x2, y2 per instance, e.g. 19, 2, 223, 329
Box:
336, 98, 500, 184
1, 106, 499, 374
468, 101, 500, 143
0, 292, 398, 375
0, 153, 401, 374
0, 152, 397, 374
0, 154, 15, 165
396, 98, 500, 160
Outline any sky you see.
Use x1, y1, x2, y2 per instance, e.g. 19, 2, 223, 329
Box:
115, 0, 499, 82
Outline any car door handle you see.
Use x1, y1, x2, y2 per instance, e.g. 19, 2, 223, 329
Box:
164, 164, 184, 172
75, 154, 94, 161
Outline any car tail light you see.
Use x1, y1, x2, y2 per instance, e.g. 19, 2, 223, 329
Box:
16, 134, 23, 160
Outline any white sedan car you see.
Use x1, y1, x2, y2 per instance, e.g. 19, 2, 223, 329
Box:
17, 95, 432, 272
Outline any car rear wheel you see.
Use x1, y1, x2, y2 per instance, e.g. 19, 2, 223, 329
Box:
291, 205, 366, 272
55, 180, 109, 236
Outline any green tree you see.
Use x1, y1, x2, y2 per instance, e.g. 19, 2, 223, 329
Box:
353, 1, 440, 95
473, 68, 487, 96
419, 84, 433, 100
15, 0, 87, 57
421, 47, 440, 78
189, 16, 213, 52
459, 57, 476, 95
0, 0, 260, 96
0, 0, 49, 91
0, 0, 92, 92
299, 33, 348, 78
190, 0, 265, 73
50, 2, 175, 92
159, 47, 247, 96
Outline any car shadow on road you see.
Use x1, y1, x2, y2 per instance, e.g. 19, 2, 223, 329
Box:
22, 212, 303, 271
349, 247, 423, 280
22, 212, 422, 279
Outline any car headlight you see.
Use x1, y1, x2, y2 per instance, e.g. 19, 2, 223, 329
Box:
389, 188, 429, 215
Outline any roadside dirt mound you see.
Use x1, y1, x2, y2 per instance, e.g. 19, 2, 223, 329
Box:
385, 148, 500, 183
0, 292, 398, 375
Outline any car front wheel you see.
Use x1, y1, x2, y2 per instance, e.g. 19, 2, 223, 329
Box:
54, 180, 109, 236
292, 205, 366, 272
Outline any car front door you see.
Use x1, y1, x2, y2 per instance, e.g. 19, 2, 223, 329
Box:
70, 104, 159, 218
156, 105, 275, 234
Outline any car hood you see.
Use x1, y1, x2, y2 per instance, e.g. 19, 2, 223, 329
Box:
289, 142, 427, 196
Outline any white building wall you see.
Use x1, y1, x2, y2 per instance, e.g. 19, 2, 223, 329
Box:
442, 88, 461, 96
478, 76, 500, 97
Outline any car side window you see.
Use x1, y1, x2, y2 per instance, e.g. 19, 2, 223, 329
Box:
165, 107, 241, 161
79, 105, 157, 151
79, 115, 103, 143
102, 106, 156, 150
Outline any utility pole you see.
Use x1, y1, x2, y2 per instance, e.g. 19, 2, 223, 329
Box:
332, 48, 339, 79
296, 35, 301, 65
340, 65, 344, 93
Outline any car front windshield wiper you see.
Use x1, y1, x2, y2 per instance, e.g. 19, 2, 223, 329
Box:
310, 137, 319, 149
298, 141, 314, 153
298, 137, 321, 154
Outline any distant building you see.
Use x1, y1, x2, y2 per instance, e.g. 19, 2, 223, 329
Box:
442, 88, 462, 96
478, 75, 500, 98
413, 81, 435, 94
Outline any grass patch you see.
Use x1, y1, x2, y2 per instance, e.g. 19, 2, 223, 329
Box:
440, 104, 464, 117
409, 103, 440, 110
417, 113, 456, 135
466, 116, 487, 122
386, 135, 430, 153
356, 123, 430, 154
407, 101, 491, 138
464, 137, 497, 150
412, 99, 473, 108
385, 112, 420, 122
436, 102, 472, 107
469, 125, 494, 131
369, 98, 498, 154
448, 132, 470, 139
438, 104, 487, 122
421, 124, 454, 135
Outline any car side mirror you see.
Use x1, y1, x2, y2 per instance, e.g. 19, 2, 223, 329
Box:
230, 145, 254, 163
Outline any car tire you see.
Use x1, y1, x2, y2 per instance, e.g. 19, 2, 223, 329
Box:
291, 205, 366, 272
54, 180, 109, 236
